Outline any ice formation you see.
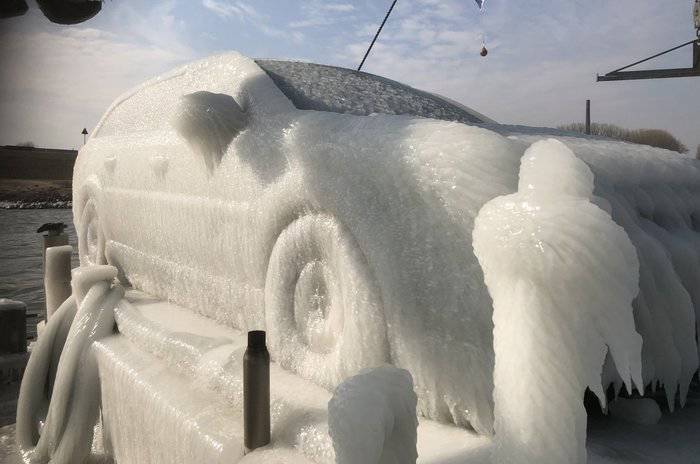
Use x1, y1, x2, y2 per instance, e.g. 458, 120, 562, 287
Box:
503, 133, 700, 407
74, 52, 523, 434
328, 366, 418, 464
43, 245, 73, 319
473, 139, 644, 464
68, 51, 700, 450
16, 265, 121, 464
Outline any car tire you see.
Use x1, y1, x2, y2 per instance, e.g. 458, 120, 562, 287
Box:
264, 214, 389, 388
78, 197, 106, 266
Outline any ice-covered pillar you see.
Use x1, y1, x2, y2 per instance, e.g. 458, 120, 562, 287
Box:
328, 366, 418, 464
473, 139, 643, 464
44, 245, 73, 320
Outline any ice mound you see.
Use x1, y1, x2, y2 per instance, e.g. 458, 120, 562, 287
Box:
473, 139, 643, 464
506, 134, 700, 407
16, 265, 121, 464
328, 366, 418, 464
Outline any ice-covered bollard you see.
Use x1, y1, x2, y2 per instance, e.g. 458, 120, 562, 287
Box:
473, 139, 643, 464
0, 299, 27, 354
328, 366, 418, 464
44, 245, 73, 320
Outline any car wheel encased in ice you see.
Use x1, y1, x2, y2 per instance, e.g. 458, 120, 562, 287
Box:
264, 214, 389, 388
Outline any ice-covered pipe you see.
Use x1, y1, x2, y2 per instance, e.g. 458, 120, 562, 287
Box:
328, 366, 418, 464
44, 245, 73, 320
16, 265, 122, 464
473, 139, 643, 464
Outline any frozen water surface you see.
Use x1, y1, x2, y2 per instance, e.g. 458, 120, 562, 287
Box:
12, 52, 700, 463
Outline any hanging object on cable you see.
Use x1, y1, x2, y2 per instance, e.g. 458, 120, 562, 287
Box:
474, 2, 488, 57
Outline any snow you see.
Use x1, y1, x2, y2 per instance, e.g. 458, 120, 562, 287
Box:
328, 366, 418, 464
473, 139, 644, 464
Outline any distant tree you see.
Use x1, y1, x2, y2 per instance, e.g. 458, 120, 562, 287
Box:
17, 141, 35, 147
557, 123, 688, 154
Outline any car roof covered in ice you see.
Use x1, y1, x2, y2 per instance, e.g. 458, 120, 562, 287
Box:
255, 60, 495, 125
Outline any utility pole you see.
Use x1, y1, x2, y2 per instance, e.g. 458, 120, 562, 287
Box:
585, 100, 591, 135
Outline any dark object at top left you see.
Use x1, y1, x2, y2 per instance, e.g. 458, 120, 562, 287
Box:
0, 0, 102, 25
37, 222, 67, 236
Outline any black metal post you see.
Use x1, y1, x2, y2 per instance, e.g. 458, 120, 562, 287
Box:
585, 100, 591, 135
244, 330, 270, 451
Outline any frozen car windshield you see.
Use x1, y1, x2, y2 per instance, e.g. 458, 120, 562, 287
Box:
255, 60, 493, 125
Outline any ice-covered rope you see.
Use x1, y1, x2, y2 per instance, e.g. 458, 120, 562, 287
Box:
16, 265, 123, 464
473, 139, 643, 464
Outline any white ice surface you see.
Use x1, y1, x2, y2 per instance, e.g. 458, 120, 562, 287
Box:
473, 139, 644, 464
75, 52, 524, 434
99, 292, 700, 464
328, 366, 418, 464
72, 51, 699, 445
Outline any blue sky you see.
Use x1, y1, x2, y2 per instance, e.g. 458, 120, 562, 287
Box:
0, 0, 698, 153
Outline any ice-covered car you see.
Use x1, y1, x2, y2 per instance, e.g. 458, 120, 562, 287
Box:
73, 53, 512, 434
73, 52, 700, 438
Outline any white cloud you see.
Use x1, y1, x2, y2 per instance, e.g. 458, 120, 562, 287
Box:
0, 5, 195, 149
337, 0, 700, 151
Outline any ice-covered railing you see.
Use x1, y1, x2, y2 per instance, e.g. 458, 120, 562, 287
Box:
16, 265, 122, 464
474, 140, 644, 464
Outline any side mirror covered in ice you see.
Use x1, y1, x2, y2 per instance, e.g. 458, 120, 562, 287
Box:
172, 91, 247, 173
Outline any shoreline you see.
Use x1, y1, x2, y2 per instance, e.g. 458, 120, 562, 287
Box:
0, 201, 72, 209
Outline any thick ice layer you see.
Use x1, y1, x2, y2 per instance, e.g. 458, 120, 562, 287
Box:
73, 51, 699, 436
505, 134, 700, 406
473, 139, 643, 464
74, 52, 522, 433
16, 265, 121, 464
328, 366, 418, 464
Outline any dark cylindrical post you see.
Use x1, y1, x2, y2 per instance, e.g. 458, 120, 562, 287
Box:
585, 99, 591, 135
0, 299, 27, 354
244, 330, 270, 451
